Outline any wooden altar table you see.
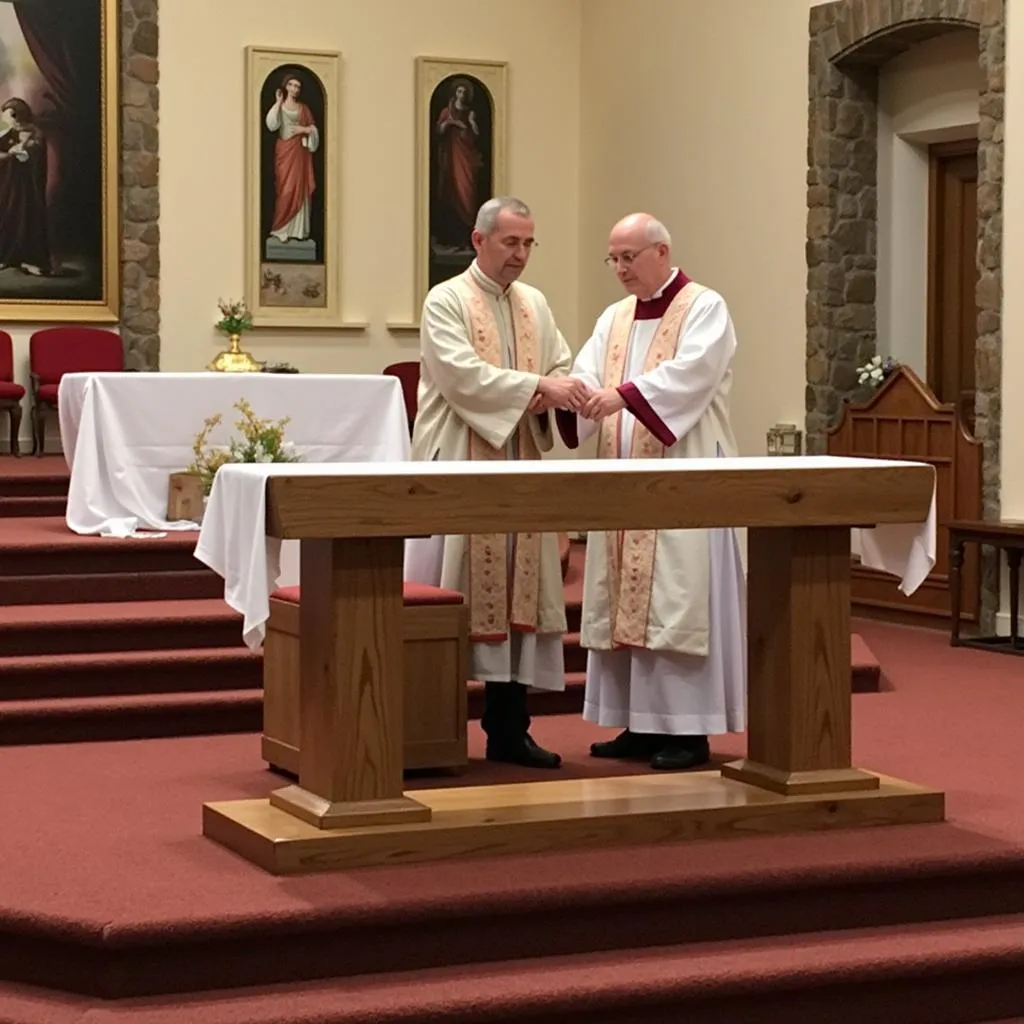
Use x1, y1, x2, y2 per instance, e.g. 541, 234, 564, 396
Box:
202, 456, 942, 874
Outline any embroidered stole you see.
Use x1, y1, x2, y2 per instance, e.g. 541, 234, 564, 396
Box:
454, 273, 542, 642
597, 281, 705, 647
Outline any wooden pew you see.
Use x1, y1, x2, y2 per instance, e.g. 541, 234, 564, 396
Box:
827, 366, 982, 628
203, 456, 943, 874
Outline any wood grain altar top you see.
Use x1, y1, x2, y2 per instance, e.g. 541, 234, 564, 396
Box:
242, 456, 936, 540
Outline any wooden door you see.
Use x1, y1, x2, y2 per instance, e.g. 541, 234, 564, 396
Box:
927, 139, 978, 434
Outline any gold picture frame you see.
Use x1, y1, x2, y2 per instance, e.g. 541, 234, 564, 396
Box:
0, 0, 120, 323
411, 56, 508, 319
245, 47, 356, 330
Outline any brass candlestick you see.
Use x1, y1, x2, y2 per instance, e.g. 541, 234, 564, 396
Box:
209, 333, 265, 373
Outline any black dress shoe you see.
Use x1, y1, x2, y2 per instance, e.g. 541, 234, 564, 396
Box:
650, 736, 711, 771
486, 733, 562, 769
590, 729, 664, 760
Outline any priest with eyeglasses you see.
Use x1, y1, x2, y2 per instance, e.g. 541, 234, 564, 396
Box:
560, 212, 747, 772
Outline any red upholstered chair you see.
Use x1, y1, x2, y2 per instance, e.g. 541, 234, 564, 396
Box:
0, 331, 25, 456
383, 361, 420, 436
29, 327, 123, 456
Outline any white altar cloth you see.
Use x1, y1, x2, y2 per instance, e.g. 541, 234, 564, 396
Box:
58, 372, 410, 536
194, 455, 937, 651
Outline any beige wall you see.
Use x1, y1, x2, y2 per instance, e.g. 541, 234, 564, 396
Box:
12, 0, 1024, 516
580, 0, 813, 457
158, 0, 582, 376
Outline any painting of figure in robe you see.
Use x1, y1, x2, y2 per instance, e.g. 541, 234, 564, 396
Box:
427, 74, 495, 289
0, 0, 118, 321
414, 58, 506, 308
257, 63, 327, 310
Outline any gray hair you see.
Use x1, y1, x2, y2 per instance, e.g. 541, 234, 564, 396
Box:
645, 217, 671, 246
475, 196, 532, 235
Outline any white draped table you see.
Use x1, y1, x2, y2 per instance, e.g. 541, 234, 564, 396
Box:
195, 455, 937, 651
58, 372, 410, 536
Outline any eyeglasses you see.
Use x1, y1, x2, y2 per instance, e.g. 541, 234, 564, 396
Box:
604, 244, 655, 268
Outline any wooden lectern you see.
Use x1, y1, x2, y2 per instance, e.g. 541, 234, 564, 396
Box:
203, 457, 943, 873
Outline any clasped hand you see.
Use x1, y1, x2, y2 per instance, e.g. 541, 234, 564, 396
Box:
526, 377, 625, 420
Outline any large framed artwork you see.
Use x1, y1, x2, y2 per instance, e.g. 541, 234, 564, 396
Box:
414, 56, 507, 313
244, 46, 349, 329
0, 0, 119, 323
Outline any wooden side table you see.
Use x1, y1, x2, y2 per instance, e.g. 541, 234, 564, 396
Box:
948, 519, 1024, 653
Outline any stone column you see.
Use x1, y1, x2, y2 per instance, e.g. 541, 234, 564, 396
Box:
120, 0, 159, 370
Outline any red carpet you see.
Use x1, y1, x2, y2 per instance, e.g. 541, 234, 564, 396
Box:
3, 457, 1002, 1021
0, 621, 1021, 1021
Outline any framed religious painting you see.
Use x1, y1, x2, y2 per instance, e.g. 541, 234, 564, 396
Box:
0, 0, 120, 323
413, 56, 508, 313
244, 46, 347, 329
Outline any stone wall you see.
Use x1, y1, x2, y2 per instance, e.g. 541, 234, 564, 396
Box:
120, 0, 159, 370
806, 0, 1005, 621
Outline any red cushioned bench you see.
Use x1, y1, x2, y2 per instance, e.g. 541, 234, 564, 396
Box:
262, 582, 469, 775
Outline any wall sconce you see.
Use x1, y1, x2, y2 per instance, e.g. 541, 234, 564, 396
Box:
767, 423, 803, 456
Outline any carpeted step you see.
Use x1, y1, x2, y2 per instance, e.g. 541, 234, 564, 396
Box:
0, 516, 204, 577
2, 568, 225, 605
566, 600, 582, 634
4, 916, 1024, 1021
0, 688, 262, 745
0, 646, 262, 702
0, 599, 245, 657
0, 465, 69, 499
0, 494, 68, 517
562, 631, 586, 673
852, 632, 881, 691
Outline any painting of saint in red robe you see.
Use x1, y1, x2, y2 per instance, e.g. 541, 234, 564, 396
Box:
258, 65, 327, 309
428, 74, 494, 289
0, 0, 110, 309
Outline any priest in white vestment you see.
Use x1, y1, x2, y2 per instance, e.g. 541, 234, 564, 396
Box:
559, 212, 747, 771
408, 196, 591, 770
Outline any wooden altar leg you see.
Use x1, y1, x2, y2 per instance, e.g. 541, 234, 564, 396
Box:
722, 525, 879, 797
269, 537, 432, 830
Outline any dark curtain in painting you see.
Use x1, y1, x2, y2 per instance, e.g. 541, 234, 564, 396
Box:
12, 0, 101, 263
15, 1, 76, 114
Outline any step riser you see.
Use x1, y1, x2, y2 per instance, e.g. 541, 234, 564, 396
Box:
1, 550, 206, 577
0, 703, 262, 746
0, 621, 244, 658
0, 661, 262, 700
563, 644, 587, 674
0, 481, 68, 499
7, 864, 1024, 1001
1, 571, 225, 605
0, 497, 68, 517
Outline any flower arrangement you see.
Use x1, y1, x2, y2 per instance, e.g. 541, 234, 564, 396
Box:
856, 354, 900, 389
187, 398, 301, 495
215, 297, 253, 336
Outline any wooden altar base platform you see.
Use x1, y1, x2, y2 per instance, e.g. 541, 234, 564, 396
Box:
205, 769, 943, 873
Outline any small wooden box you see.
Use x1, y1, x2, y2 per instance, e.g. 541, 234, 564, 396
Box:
262, 587, 469, 774
167, 472, 204, 521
